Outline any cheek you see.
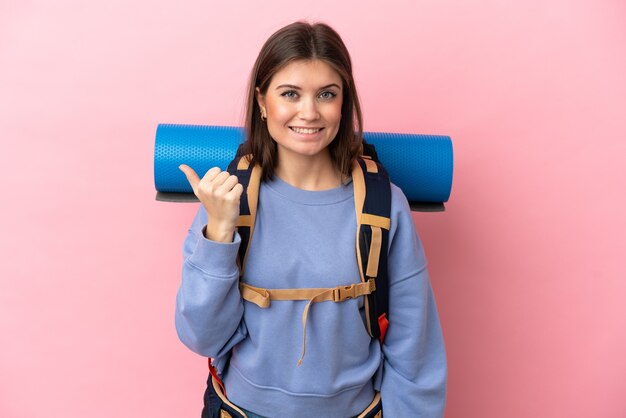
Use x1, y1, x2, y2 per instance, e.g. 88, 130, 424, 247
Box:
327, 102, 343, 125
266, 100, 292, 123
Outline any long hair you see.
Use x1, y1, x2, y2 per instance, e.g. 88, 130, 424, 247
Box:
241, 21, 364, 179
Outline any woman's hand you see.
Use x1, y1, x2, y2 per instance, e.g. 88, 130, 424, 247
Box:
179, 164, 244, 242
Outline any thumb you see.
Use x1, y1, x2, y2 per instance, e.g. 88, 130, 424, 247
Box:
178, 164, 200, 193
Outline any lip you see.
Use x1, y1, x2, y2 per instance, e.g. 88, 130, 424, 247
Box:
289, 126, 324, 130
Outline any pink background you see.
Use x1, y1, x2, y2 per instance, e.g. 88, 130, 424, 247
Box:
1, 1, 625, 417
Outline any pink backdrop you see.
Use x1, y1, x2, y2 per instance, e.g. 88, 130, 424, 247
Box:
1, 1, 625, 417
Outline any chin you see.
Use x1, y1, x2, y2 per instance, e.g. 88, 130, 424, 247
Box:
279, 143, 329, 158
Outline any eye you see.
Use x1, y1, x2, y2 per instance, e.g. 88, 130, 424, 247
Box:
280, 90, 298, 99
319, 91, 337, 100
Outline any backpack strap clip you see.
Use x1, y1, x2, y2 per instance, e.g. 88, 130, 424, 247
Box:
333, 279, 376, 302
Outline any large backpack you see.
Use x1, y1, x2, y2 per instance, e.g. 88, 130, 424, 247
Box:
207, 143, 392, 399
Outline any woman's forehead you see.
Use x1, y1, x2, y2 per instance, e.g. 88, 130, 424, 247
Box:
269, 59, 342, 89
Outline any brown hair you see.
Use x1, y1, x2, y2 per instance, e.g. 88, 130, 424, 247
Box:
241, 21, 364, 179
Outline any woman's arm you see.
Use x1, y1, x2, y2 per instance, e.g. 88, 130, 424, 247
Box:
380, 185, 448, 417
174, 205, 247, 358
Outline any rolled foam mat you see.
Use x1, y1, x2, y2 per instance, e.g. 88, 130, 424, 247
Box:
154, 124, 453, 210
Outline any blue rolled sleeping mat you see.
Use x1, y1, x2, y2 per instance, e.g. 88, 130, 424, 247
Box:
154, 124, 453, 212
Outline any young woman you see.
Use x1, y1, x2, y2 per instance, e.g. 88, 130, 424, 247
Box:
176, 21, 447, 418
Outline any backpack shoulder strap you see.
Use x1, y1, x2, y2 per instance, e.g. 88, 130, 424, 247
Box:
226, 150, 262, 276
352, 155, 392, 344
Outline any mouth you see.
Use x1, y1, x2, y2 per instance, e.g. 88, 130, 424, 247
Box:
289, 127, 324, 135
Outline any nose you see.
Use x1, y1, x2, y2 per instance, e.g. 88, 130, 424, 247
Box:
298, 97, 320, 121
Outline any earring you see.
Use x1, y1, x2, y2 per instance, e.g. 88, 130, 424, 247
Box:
260, 109, 267, 121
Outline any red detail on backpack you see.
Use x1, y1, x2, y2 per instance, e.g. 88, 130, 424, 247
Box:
208, 358, 226, 397
378, 313, 389, 345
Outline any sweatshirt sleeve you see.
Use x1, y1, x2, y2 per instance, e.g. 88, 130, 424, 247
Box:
174, 205, 248, 358
380, 185, 448, 417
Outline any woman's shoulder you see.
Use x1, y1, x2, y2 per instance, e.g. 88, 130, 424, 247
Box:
389, 182, 412, 217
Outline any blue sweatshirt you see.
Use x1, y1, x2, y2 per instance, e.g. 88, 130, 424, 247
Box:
175, 175, 447, 417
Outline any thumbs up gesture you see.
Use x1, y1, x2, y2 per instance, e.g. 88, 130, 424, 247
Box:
178, 165, 244, 242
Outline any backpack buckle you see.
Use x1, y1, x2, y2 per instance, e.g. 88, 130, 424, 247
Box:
334, 284, 356, 301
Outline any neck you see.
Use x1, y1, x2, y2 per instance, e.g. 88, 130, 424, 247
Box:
274, 149, 344, 191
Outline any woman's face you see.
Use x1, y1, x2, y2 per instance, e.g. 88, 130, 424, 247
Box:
256, 59, 343, 163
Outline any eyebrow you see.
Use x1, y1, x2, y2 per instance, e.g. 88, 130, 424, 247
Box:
275, 83, 341, 90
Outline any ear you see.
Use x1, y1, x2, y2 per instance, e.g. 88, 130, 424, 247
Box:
255, 87, 265, 112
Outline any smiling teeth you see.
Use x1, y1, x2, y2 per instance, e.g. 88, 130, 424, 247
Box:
291, 127, 321, 134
